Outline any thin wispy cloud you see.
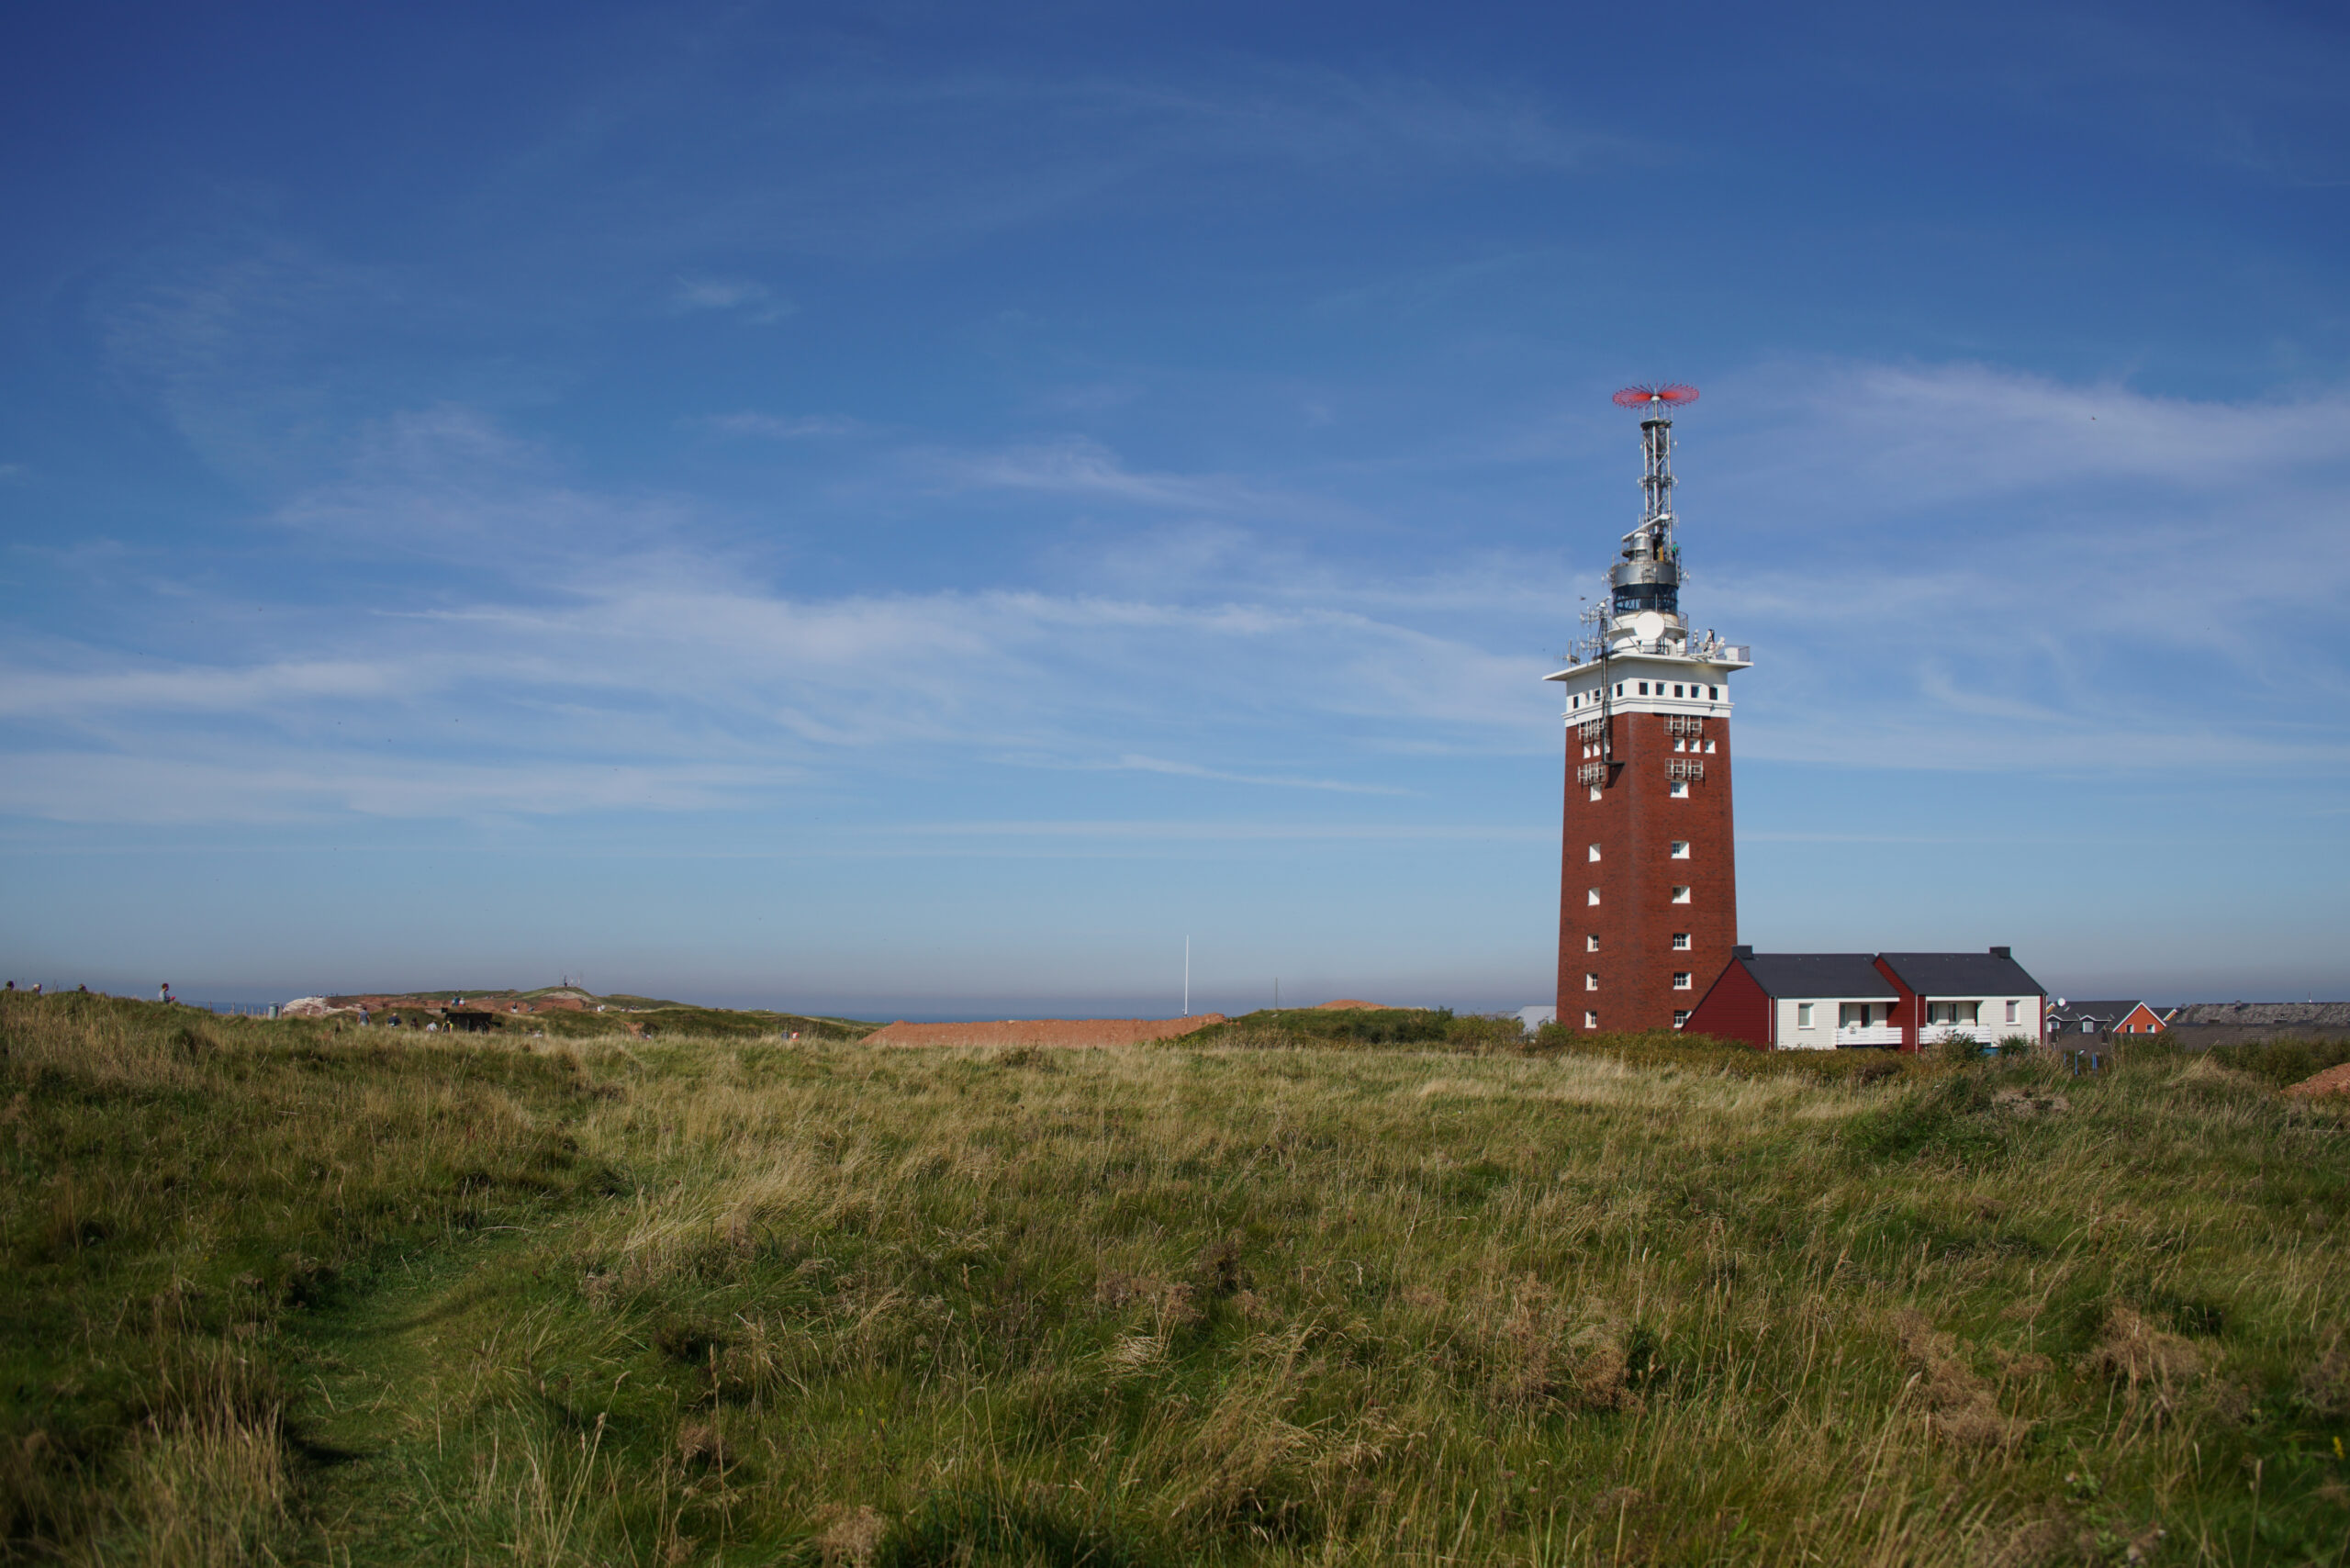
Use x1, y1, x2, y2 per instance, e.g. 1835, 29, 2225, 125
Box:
667, 275, 795, 323
939, 437, 1274, 512
705, 412, 867, 440
1100, 754, 1413, 796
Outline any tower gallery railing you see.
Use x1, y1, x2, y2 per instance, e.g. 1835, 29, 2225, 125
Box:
1562, 634, 1751, 665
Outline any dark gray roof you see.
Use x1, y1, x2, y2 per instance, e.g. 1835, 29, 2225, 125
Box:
1739, 954, 1898, 1001
2169, 1002, 2350, 1028
1878, 951, 2044, 997
2049, 1000, 2145, 1019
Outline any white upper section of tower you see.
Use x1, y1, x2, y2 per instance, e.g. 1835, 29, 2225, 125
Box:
1544, 385, 1750, 708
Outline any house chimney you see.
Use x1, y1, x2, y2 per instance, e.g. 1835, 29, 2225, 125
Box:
1988, 946, 2011, 959
1733, 945, 1753, 959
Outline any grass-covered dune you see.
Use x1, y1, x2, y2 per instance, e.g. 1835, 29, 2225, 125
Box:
4, 993, 2347, 1565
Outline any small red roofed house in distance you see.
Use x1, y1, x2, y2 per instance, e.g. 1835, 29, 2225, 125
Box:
2046, 1000, 2166, 1038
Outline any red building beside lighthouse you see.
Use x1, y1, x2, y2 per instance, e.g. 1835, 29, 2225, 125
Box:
1547, 386, 1751, 1032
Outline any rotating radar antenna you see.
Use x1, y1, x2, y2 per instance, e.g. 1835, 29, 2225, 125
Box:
1610, 383, 1699, 411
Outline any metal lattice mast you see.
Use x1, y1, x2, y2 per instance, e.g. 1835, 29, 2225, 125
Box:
1637, 410, 1675, 559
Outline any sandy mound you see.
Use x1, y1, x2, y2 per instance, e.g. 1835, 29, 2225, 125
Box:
2284, 1062, 2350, 1098
1316, 999, 1390, 1010
865, 1014, 1225, 1048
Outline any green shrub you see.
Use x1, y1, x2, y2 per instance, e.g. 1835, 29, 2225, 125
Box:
1525, 1026, 1917, 1084
1181, 1006, 1517, 1051
2208, 1036, 2350, 1089
1844, 1072, 2007, 1166
1932, 1033, 1983, 1065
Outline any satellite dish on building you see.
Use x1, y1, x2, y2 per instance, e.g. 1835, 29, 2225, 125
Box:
1633, 610, 1667, 642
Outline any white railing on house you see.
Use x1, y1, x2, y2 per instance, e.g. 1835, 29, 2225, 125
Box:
1917, 1023, 2003, 1046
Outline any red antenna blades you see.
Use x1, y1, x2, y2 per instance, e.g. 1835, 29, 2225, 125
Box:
1612, 383, 1699, 409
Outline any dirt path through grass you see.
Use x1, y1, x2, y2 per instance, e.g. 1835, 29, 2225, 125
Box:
286, 1223, 582, 1563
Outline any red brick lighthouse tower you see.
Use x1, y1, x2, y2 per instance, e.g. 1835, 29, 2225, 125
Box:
1548, 386, 1751, 1032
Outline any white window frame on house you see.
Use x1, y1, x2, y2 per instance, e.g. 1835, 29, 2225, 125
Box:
1589, 785, 1602, 801
1670, 841, 1690, 858
1672, 933, 1690, 950
1585, 973, 1599, 991
1673, 972, 1692, 990
1589, 843, 1602, 862
1587, 888, 1601, 906
1586, 935, 1600, 952
1797, 1002, 1815, 1027
1670, 781, 1689, 798
2004, 1000, 2019, 1025
1584, 1010, 1598, 1029
1673, 1010, 1690, 1027
1671, 886, 1692, 903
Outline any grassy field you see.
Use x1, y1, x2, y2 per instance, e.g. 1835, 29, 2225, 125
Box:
4, 995, 2347, 1565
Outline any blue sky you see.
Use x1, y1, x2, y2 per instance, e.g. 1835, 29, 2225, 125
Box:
3, 1, 2346, 1015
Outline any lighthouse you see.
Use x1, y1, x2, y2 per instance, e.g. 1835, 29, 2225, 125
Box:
1547, 386, 1751, 1032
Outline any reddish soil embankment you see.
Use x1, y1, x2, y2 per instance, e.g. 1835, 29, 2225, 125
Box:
2285, 1063, 2350, 1099
865, 1014, 1227, 1048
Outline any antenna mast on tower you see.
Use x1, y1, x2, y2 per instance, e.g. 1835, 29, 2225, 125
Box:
1606, 383, 1698, 647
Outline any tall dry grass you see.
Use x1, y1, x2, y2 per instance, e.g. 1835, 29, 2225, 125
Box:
7, 992, 2347, 1563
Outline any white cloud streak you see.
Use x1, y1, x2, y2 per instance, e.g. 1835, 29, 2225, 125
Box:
8, 363, 2348, 823
667, 275, 795, 323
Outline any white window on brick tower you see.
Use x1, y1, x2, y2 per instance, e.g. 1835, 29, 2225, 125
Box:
1585, 973, 1599, 991
1670, 840, 1690, 858
1588, 785, 1602, 801
1673, 1010, 1690, 1028
1586, 935, 1600, 952
1583, 1010, 1599, 1029
1587, 888, 1601, 905
1588, 843, 1602, 862
1669, 780, 1689, 798
1673, 972, 1692, 990
1671, 886, 1692, 903
1672, 933, 1691, 950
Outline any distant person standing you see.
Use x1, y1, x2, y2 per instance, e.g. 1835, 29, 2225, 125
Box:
159, 982, 172, 1002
